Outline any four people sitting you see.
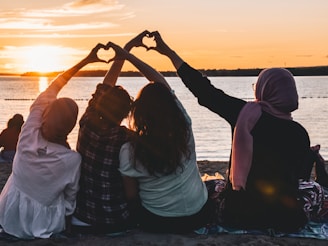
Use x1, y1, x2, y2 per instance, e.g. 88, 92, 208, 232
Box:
0, 30, 327, 239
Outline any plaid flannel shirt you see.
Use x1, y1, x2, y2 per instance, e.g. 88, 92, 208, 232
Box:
74, 84, 132, 226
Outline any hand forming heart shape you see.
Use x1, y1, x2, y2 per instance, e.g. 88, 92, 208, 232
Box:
97, 46, 115, 63
142, 34, 156, 50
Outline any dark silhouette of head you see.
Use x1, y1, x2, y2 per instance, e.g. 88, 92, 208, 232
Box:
41, 97, 78, 147
94, 85, 132, 125
8, 114, 24, 130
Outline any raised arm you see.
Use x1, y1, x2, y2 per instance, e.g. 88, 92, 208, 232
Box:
148, 31, 184, 70
107, 42, 170, 89
148, 31, 246, 126
30, 43, 108, 117
102, 30, 152, 87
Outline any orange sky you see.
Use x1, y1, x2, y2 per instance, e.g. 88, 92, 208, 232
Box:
1, 0, 328, 74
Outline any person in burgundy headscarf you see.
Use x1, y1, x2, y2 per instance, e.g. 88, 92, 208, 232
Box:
148, 31, 319, 233
0, 43, 108, 239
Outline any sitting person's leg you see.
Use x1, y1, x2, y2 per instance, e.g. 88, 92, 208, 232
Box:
138, 199, 214, 234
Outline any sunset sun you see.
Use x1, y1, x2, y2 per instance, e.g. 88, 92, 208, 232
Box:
22, 45, 66, 73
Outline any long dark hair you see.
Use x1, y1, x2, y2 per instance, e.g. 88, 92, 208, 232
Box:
129, 82, 191, 175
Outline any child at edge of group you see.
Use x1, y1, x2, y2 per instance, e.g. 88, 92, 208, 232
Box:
0, 44, 108, 239
0, 114, 24, 163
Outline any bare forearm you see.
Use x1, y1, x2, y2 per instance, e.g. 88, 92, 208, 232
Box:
102, 42, 136, 86
61, 58, 89, 80
150, 31, 184, 70
102, 43, 133, 86
49, 42, 107, 93
164, 49, 184, 70
49, 58, 89, 93
125, 52, 169, 88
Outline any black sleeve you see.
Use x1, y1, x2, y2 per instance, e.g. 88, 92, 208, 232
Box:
177, 62, 246, 127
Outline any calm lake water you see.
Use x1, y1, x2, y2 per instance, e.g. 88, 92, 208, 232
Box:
1, 75, 327, 161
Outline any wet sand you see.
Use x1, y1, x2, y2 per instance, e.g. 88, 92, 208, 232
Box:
0, 161, 328, 246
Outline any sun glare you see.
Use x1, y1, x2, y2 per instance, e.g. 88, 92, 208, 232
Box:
22, 45, 66, 73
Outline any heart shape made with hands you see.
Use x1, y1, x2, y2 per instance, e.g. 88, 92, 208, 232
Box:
142, 35, 156, 49
97, 47, 115, 63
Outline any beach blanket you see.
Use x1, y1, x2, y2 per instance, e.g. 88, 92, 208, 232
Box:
195, 221, 328, 240
200, 175, 328, 240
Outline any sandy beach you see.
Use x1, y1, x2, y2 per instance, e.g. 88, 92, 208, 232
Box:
1, 160, 328, 246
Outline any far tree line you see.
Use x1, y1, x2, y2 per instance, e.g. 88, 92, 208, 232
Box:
19, 65, 328, 77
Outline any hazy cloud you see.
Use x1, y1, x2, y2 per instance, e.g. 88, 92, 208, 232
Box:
0, 32, 134, 38
0, 18, 116, 32
0, 0, 131, 37
62, 0, 124, 15
296, 55, 313, 58
68, 0, 119, 8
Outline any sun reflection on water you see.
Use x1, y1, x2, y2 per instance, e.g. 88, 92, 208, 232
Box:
38, 77, 49, 93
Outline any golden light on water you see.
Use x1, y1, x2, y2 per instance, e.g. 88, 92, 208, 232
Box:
38, 77, 49, 93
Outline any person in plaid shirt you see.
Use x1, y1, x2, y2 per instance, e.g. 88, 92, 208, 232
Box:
72, 31, 158, 234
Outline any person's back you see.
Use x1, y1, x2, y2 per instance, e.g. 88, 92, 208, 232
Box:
0, 45, 107, 239
175, 61, 311, 232
74, 84, 133, 233
222, 112, 310, 232
251, 112, 311, 186
0, 75, 81, 239
119, 139, 209, 233
119, 82, 210, 233
148, 31, 321, 233
73, 31, 161, 234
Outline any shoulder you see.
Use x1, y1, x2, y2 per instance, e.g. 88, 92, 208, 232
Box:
63, 151, 81, 175
281, 118, 309, 139
119, 142, 133, 159
119, 142, 146, 172
260, 113, 310, 143
63, 149, 82, 166
290, 120, 310, 143
119, 142, 135, 176
0, 128, 9, 136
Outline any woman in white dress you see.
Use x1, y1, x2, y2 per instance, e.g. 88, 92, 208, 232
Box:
0, 44, 108, 239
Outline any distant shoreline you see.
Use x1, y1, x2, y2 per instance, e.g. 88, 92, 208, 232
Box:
1, 65, 328, 77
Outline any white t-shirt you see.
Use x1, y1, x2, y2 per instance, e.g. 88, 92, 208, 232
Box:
0, 75, 81, 239
119, 93, 207, 217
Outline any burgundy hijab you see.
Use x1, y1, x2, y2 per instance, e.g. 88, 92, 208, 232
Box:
230, 68, 299, 190
41, 97, 78, 148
